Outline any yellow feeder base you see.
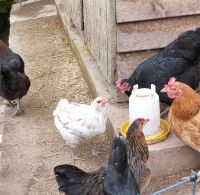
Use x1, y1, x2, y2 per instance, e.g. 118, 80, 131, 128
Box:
120, 119, 170, 145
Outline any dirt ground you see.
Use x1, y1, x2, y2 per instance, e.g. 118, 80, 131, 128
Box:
0, 10, 110, 195
0, 1, 199, 195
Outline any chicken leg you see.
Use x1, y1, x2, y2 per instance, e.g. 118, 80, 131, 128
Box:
90, 144, 101, 159
13, 98, 24, 116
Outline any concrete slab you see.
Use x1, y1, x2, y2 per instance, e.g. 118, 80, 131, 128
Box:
55, 0, 200, 178
11, 0, 57, 23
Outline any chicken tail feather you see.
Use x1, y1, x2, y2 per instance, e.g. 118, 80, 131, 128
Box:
109, 135, 128, 174
104, 134, 141, 195
54, 164, 88, 194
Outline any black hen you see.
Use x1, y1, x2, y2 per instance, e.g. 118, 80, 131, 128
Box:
0, 65, 30, 115
115, 28, 200, 105
104, 135, 140, 195
54, 135, 140, 195
0, 40, 24, 73
0, 40, 30, 116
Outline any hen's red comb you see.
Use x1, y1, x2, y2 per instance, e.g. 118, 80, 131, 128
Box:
168, 77, 176, 87
115, 78, 122, 85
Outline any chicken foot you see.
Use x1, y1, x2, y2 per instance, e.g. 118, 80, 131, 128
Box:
13, 98, 24, 116
90, 145, 101, 159
3, 99, 16, 107
69, 148, 86, 164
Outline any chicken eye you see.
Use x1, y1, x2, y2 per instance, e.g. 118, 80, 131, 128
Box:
97, 100, 101, 103
171, 87, 176, 91
122, 83, 128, 88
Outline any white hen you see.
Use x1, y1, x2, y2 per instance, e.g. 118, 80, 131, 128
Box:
53, 97, 108, 148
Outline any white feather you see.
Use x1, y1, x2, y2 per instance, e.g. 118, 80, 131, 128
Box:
53, 97, 107, 147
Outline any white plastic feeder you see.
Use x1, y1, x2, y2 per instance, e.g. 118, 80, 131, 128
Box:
129, 84, 160, 136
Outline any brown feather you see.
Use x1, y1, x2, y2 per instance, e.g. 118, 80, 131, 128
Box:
126, 122, 151, 192
168, 82, 200, 152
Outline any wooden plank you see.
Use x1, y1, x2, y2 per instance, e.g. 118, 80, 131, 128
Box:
99, 0, 108, 77
117, 15, 200, 53
83, 0, 116, 83
116, 50, 158, 79
117, 0, 200, 23
63, 0, 83, 33
107, 0, 117, 83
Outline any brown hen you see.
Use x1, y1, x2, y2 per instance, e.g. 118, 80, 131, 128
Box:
161, 77, 200, 152
126, 118, 151, 193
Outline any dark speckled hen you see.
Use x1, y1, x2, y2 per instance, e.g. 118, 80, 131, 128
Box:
126, 118, 151, 193
54, 135, 141, 195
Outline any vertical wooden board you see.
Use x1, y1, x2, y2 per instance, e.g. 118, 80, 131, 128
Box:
83, 0, 108, 76
107, 0, 116, 83
63, 0, 83, 33
83, 0, 116, 83
99, 0, 108, 76
83, 0, 92, 54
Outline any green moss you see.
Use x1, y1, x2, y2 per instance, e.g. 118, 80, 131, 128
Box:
0, 0, 14, 13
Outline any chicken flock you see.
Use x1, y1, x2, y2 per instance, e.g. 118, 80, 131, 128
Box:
1, 7, 200, 195
54, 118, 149, 195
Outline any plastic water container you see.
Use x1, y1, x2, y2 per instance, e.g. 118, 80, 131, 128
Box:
129, 84, 160, 136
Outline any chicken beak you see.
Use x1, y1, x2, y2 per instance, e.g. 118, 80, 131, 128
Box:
104, 98, 108, 103
101, 98, 108, 106
143, 118, 150, 126
160, 88, 167, 93
114, 86, 119, 92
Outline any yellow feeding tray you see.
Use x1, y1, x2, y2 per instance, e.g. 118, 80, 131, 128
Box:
120, 119, 170, 145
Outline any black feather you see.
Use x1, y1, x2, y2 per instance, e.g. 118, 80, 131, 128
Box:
104, 135, 140, 195
0, 41, 30, 102
0, 41, 24, 73
54, 135, 141, 195
0, 65, 30, 101
119, 28, 200, 105
54, 164, 105, 195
